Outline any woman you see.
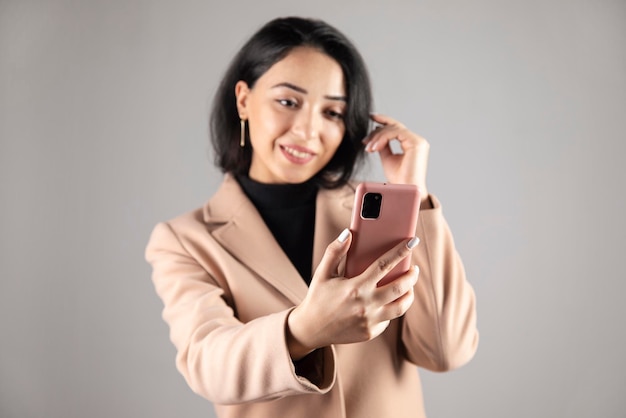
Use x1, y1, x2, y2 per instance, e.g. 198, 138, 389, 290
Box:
146, 16, 478, 418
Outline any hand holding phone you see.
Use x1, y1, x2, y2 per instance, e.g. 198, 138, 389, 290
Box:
345, 182, 421, 286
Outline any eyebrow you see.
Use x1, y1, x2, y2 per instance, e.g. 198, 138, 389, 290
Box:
271, 82, 347, 102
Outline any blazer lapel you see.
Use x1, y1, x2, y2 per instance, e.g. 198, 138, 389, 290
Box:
203, 175, 308, 305
203, 175, 356, 304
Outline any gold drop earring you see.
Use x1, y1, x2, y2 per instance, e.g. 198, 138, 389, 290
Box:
240, 119, 246, 148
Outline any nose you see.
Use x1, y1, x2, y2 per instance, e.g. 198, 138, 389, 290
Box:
292, 107, 321, 141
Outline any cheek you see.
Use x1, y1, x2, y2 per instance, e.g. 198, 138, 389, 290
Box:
326, 125, 345, 152
253, 108, 290, 138
249, 116, 276, 147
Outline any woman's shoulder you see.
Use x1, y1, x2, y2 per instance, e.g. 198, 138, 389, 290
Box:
161, 206, 206, 230
151, 176, 232, 232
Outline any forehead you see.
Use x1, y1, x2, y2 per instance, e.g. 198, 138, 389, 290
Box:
255, 47, 345, 94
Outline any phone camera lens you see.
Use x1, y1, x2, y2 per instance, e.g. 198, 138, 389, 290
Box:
361, 192, 382, 219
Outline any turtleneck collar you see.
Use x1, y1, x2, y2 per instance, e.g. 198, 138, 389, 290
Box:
235, 174, 318, 210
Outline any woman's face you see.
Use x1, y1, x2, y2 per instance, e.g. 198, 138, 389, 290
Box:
235, 47, 346, 184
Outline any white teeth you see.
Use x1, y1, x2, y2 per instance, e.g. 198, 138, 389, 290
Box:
283, 146, 311, 159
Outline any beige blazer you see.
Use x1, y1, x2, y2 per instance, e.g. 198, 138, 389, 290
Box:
145, 174, 478, 418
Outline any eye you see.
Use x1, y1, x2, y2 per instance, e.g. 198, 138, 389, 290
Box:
326, 109, 345, 120
277, 98, 298, 108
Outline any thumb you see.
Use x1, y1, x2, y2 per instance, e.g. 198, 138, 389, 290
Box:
313, 228, 352, 282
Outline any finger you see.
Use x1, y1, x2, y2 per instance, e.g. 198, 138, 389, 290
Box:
359, 237, 419, 286
377, 283, 416, 321
368, 320, 391, 340
370, 128, 428, 154
374, 265, 419, 306
367, 115, 428, 147
361, 123, 385, 147
313, 228, 352, 282
363, 113, 400, 146
364, 126, 406, 152
370, 113, 403, 126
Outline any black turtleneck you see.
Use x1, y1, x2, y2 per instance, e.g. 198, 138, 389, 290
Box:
236, 175, 318, 285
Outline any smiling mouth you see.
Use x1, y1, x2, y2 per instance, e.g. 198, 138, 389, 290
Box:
281, 145, 314, 159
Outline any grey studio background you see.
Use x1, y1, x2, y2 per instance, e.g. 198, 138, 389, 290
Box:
1, 0, 625, 417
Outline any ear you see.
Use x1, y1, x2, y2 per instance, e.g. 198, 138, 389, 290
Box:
235, 80, 250, 119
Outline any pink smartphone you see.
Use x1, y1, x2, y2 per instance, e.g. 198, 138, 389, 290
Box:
345, 182, 421, 286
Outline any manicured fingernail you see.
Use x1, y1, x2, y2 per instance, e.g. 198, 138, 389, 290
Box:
337, 228, 350, 243
407, 237, 420, 249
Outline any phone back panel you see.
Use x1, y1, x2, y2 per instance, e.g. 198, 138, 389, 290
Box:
345, 182, 420, 286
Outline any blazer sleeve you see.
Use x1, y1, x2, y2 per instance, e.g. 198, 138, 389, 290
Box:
145, 221, 336, 404
400, 195, 479, 371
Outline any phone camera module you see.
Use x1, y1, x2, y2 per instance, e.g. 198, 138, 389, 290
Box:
361, 192, 382, 219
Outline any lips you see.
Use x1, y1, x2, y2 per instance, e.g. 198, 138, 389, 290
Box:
279, 144, 316, 164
